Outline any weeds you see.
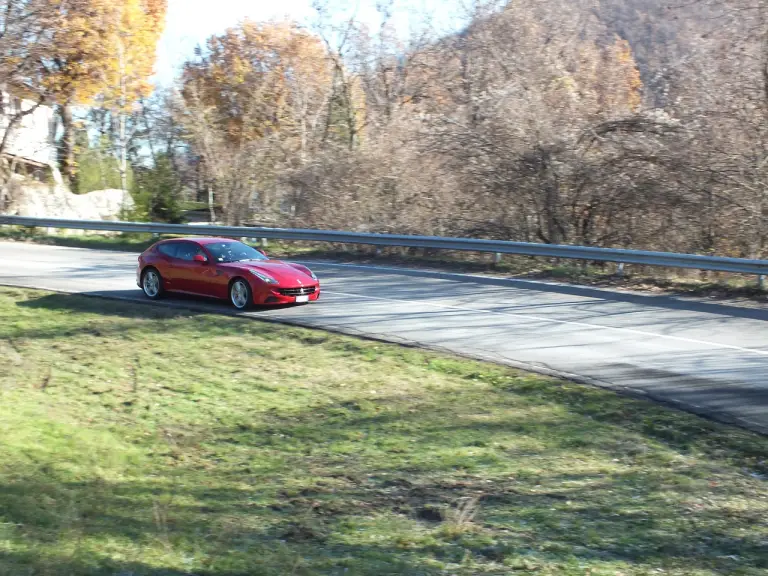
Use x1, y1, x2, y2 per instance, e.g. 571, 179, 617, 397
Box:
439, 497, 481, 538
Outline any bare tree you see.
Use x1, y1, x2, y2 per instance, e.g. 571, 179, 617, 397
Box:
107, 0, 768, 263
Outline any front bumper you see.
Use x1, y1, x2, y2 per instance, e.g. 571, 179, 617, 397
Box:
255, 284, 321, 305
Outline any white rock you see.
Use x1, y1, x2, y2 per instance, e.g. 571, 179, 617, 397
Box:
3, 175, 133, 226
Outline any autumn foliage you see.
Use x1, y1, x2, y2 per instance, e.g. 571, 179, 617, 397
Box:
0, 0, 167, 187
4, 0, 768, 261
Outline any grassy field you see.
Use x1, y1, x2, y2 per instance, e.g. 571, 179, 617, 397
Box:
0, 286, 767, 575
2, 225, 766, 301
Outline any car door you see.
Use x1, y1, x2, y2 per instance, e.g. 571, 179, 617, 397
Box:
186, 244, 224, 297
198, 245, 230, 299
172, 241, 210, 293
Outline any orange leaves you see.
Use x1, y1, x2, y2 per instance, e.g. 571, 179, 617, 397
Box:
36, 0, 167, 107
182, 20, 334, 147
604, 36, 644, 113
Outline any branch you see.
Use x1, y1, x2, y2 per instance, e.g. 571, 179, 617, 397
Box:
0, 92, 47, 156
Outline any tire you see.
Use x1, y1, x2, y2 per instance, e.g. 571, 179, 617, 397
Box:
141, 267, 164, 300
230, 278, 252, 310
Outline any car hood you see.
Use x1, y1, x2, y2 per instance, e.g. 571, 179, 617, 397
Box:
219, 260, 316, 286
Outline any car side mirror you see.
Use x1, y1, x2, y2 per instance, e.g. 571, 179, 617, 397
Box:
258, 249, 267, 258
193, 254, 208, 263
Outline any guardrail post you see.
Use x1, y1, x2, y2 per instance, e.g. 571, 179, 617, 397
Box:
617, 262, 625, 278
759, 275, 765, 290
494, 253, 502, 265
261, 238, 268, 248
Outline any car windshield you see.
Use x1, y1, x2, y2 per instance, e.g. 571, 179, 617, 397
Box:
205, 241, 268, 263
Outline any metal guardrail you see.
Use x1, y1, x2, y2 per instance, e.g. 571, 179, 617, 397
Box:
2, 215, 768, 281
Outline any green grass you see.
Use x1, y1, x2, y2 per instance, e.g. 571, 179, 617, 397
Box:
1, 288, 767, 574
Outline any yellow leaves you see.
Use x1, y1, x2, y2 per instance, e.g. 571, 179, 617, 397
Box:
554, 75, 578, 94
615, 38, 634, 65
183, 20, 338, 146
565, 35, 643, 115
40, 0, 167, 107
607, 36, 643, 113
104, 0, 168, 107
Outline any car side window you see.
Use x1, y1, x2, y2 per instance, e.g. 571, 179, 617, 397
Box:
176, 243, 205, 262
157, 243, 179, 258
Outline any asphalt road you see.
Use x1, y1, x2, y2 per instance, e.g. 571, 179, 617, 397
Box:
3, 241, 768, 434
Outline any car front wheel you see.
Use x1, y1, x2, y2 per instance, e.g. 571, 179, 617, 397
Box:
141, 268, 164, 300
230, 279, 252, 310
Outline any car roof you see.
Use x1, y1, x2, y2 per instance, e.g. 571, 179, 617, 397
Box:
158, 237, 242, 245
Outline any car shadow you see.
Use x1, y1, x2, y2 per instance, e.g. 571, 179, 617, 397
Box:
15, 289, 310, 319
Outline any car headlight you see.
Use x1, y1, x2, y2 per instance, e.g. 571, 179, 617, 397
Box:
249, 269, 279, 284
307, 268, 317, 280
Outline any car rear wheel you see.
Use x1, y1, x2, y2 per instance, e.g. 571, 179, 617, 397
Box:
230, 279, 252, 310
141, 268, 163, 300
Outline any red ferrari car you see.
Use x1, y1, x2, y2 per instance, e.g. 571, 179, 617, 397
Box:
136, 237, 320, 309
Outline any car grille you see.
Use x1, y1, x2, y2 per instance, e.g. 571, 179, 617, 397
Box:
278, 286, 317, 297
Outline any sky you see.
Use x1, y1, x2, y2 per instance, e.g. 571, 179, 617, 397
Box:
154, 0, 468, 86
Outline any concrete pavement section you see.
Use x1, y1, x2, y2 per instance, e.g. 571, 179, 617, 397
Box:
2, 241, 768, 434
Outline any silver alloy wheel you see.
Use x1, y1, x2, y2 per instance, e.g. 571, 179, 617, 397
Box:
230, 280, 249, 309
143, 269, 160, 298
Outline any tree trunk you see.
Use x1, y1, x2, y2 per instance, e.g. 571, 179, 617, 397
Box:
116, 35, 129, 214
0, 157, 10, 211
58, 104, 77, 192
544, 183, 563, 244
208, 185, 215, 223
117, 110, 128, 194
540, 148, 565, 244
